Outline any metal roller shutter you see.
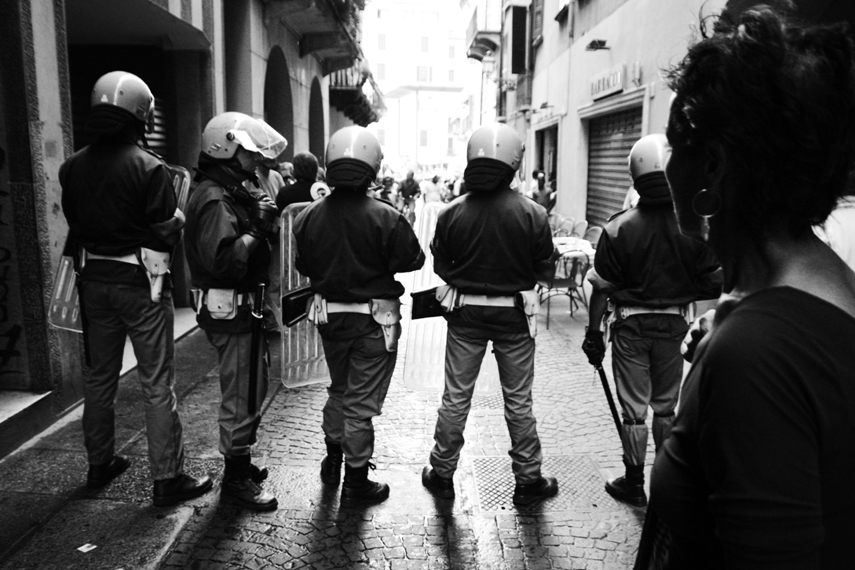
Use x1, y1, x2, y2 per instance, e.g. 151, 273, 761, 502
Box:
585, 107, 642, 227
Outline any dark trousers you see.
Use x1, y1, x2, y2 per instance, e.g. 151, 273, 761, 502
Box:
430, 324, 543, 484
321, 328, 396, 468
82, 282, 184, 480
205, 330, 269, 457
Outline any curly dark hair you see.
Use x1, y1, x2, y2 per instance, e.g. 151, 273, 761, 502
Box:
665, 4, 855, 238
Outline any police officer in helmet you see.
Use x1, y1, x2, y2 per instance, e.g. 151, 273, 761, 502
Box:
293, 126, 425, 506
184, 112, 282, 511
583, 133, 721, 507
60, 71, 212, 504
421, 123, 559, 506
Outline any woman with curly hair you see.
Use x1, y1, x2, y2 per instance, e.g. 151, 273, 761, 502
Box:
642, 4, 855, 569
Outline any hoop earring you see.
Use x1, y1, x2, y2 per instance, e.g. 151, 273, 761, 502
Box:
692, 189, 721, 218
692, 189, 721, 241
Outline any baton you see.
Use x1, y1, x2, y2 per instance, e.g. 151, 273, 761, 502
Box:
595, 364, 627, 449
248, 283, 266, 416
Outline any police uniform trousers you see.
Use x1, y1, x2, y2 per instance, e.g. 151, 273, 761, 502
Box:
205, 330, 269, 457
430, 324, 543, 484
321, 327, 396, 468
81, 282, 185, 479
611, 313, 687, 467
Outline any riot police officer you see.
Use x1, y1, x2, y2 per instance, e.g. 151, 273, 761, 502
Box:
293, 126, 425, 506
582, 133, 721, 507
184, 112, 282, 511
421, 123, 559, 507
59, 71, 212, 505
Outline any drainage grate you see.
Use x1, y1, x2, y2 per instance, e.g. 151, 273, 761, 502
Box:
472, 455, 620, 513
471, 391, 505, 410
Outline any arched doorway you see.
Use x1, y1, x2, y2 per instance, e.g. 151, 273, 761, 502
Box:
309, 78, 325, 165
264, 46, 294, 161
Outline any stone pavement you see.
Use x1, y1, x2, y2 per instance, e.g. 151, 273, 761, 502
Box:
0, 288, 651, 569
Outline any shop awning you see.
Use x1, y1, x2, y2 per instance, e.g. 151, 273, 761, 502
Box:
65, 0, 210, 51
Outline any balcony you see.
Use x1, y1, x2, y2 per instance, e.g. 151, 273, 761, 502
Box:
329, 60, 386, 126
264, 0, 364, 74
465, 1, 502, 61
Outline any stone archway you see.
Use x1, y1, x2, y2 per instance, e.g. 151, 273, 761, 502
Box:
309, 78, 325, 165
264, 46, 294, 161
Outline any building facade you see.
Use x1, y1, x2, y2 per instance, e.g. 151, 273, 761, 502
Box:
0, 0, 382, 459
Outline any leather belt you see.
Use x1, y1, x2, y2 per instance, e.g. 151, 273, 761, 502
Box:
85, 250, 139, 265
460, 294, 515, 307
327, 302, 370, 314
618, 305, 684, 319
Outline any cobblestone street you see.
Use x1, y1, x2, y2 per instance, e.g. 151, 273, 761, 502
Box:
0, 281, 648, 570
159, 285, 648, 570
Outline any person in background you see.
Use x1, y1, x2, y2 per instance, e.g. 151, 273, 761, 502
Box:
293, 126, 425, 506
397, 170, 420, 226
184, 112, 280, 511
582, 134, 721, 508
422, 123, 559, 507
59, 71, 212, 505
276, 151, 321, 212
641, 7, 855, 568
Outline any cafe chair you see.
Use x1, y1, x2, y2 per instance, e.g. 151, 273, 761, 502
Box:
583, 225, 603, 248
548, 212, 565, 234
555, 217, 576, 237
571, 219, 588, 238
539, 253, 586, 329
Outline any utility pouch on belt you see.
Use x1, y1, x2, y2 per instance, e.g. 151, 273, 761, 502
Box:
137, 248, 171, 303
306, 293, 328, 325
371, 298, 402, 352
207, 288, 238, 320
515, 289, 540, 339
410, 287, 443, 319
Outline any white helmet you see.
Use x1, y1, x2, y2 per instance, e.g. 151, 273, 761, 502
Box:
326, 126, 383, 174
325, 126, 383, 188
466, 123, 524, 171
628, 134, 671, 182
90, 71, 155, 133
201, 112, 267, 160
256, 119, 289, 161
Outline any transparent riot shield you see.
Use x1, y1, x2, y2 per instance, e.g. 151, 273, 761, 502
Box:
403, 201, 500, 395
279, 203, 330, 388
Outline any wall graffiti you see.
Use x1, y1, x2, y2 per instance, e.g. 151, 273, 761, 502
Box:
0, 178, 26, 382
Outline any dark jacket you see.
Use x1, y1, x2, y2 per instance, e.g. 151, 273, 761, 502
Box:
431, 185, 556, 332
59, 133, 182, 287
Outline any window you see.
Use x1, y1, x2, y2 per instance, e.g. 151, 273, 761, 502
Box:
417, 66, 432, 82
449, 46, 455, 58
378, 34, 385, 50
420, 130, 428, 147
532, 0, 544, 43
377, 63, 386, 81
421, 37, 429, 52
377, 129, 386, 146
448, 69, 455, 82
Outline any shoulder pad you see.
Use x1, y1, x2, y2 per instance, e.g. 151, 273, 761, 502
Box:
606, 208, 629, 223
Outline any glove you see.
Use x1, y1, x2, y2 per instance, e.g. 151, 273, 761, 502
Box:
582, 328, 606, 366
246, 198, 279, 241
681, 309, 716, 363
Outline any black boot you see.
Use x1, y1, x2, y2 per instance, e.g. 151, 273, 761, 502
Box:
320, 441, 343, 486
512, 475, 559, 506
222, 455, 278, 511
340, 463, 389, 506
248, 462, 269, 483
605, 463, 647, 507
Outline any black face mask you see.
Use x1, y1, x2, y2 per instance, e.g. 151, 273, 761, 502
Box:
634, 172, 673, 206
463, 159, 515, 192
